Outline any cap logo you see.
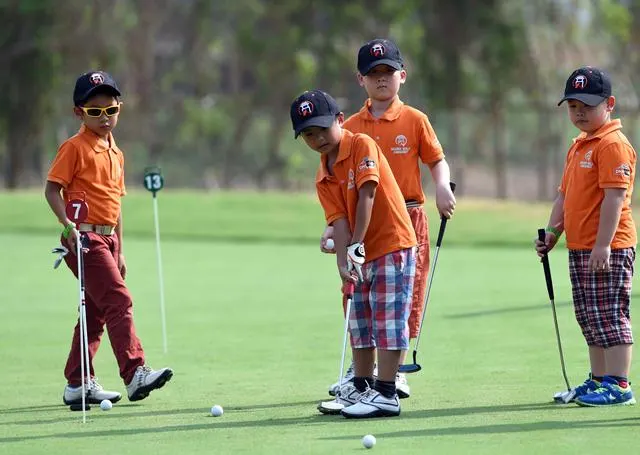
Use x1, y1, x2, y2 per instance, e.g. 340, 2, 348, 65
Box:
90, 73, 104, 85
298, 101, 314, 117
370, 43, 385, 58
573, 75, 587, 90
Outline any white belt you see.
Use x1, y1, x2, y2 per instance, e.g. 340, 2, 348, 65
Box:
78, 223, 116, 235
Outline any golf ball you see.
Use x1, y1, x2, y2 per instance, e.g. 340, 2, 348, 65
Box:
362, 434, 376, 449
211, 405, 224, 417
325, 238, 335, 250
100, 399, 112, 411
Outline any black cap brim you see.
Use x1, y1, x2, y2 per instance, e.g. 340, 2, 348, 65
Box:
294, 115, 336, 138
359, 59, 403, 76
558, 93, 606, 107
75, 85, 121, 105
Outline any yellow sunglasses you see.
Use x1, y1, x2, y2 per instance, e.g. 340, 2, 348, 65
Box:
80, 104, 121, 118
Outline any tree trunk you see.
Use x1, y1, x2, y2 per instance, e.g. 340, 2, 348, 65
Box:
491, 97, 507, 199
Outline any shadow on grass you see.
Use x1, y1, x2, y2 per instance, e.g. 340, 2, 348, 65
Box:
0, 401, 608, 443
1, 400, 319, 427
446, 301, 572, 319
320, 416, 640, 441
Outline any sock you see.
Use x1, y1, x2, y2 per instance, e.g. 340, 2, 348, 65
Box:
374, 379, 396, 398
354, 377, 373, 393
609, 375, 629, 388
591, 375, 604, 383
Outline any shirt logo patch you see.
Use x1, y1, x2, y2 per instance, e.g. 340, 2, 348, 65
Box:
391, 134, 410, 154
357, 157, 376, 172
615, 163, 631, 178
347, 169, 355, 190
580, 150, 593, 169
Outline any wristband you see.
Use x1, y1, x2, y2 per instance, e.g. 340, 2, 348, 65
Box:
62, 223, 75, 239
545, 226, 562, 238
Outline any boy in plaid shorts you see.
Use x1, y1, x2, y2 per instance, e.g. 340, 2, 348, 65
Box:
536, 67, 637, 406
290, 89, 417, 418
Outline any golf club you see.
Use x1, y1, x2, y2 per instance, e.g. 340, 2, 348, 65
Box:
399, 182, 456, 374
537, 228, 575, 404
318, 282, 355, 414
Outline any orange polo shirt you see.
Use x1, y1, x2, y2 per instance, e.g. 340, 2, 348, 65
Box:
47, 125, 126, 226
559, 119, 637, 250
343, 98, 444, 204
315, 129, 417, 262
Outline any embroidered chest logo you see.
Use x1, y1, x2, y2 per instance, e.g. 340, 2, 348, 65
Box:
357, 157, 376, 172
347, 169, 355, 190
615, 163, 631, 178
579, 150, 593, 169
391, 134, 410, 154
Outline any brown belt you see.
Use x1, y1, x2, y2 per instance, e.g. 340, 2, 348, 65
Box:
78, 223, 116, 235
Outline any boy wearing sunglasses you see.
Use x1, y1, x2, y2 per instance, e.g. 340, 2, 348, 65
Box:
45, 71, 173, 407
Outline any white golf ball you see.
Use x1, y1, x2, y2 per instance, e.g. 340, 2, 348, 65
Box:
325, 238, 335, 250
100, 399, 112, 411
211, 405, 224, 417
362, 434, 376, 449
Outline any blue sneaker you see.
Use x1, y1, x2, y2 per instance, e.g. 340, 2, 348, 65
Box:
575, 376, 636, 407
573, 375, 601, 399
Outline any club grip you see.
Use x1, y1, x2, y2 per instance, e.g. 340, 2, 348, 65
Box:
343, 282, 355, 297
435, 182, 456, 247
537, 228, 554, 300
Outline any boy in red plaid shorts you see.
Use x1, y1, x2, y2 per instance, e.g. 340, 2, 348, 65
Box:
290, 90, 417, 418
536, 67, 637, 406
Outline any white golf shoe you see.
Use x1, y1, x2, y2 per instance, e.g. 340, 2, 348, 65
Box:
318, 382, 364, 415
126, 365, 173, 401
328, 362, 355, 396
63, 378, 122, 405
396, 373, 411, 399
340, 388, 400, 419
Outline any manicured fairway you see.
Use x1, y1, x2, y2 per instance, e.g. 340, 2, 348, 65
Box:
0, 192, 638, 454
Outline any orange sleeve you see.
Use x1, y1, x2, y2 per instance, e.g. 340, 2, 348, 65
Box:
316, 180, 347, 225
353, 135, 381, 189
47, 141, 78, 187
418, 115, 444, 164
119, 154, 127, 196
598, 142, 634, 189
558, 148, 573, 194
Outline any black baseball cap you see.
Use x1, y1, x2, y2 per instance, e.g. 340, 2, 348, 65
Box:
290, 90, 341, 138
73, 71, 121, 105
558, 67, 611, 106
357, 38, 404, 75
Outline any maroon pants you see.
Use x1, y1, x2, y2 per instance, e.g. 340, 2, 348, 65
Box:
62, 232, 144, 386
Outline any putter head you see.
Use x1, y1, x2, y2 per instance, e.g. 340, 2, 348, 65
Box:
553, 389, 576, 404
69, 403, 91, 411
398, 363, 422, 374
317, 399, 345, 415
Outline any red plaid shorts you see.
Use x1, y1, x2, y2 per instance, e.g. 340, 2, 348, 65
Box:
569, 248, 635, 348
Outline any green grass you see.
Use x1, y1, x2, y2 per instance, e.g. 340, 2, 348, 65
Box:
0, 191, 639, 454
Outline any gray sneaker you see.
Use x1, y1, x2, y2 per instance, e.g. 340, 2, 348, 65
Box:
328, 362, 355, 396
396, 372, 411, 399
341, 388, 400, 419
126, 365, 173, 401
63, 379, 122, 405
319, 382, 365, 414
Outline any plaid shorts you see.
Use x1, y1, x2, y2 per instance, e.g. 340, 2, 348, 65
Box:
569, 248, 635, 348
349, 247, 416, 350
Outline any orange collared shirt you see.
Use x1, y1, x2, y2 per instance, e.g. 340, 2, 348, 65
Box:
343, 98, 444, 204
315, 129, 417, 262
47, 125, 126, 226
560, 119, 637, 249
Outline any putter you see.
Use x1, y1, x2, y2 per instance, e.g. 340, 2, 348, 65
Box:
65, 198, 92, 421
144, 166, 168, 354
318, 282, 355, 414
399, 182, 456, 374
537, 229, 575, 404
